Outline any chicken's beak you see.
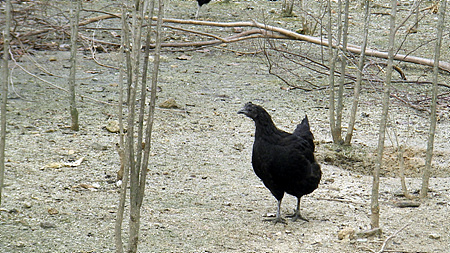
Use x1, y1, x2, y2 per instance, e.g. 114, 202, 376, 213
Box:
237, 108, 247, 115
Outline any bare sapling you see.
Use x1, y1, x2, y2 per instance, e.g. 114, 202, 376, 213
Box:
420, 0, 446, 198
335, 0, 350, 144
344, 0, 370, 145
282, 0, 295, 17
371, 0, 397, 230
327, 0, 339, 144
114, 0, 164, 252
397, 145, 415, 199
114, 0, 131, 251
68, 0, 81, 131
0, 0, 12, 205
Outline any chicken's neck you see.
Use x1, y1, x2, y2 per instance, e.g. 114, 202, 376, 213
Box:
254, 114, 278, 137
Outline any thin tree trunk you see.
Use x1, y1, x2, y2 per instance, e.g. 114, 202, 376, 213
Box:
114, 1, 131, 252
0, 0, 12, 206
135, 0, 155, 203
125, 0, 163, 251
412, 0, 419, 32
128, 0, 160, 252
128, 0, 144, 250
282, 0, 295, 17
327, 0, 338, 143
420, 0, 446, 199
345, 0, 370, 145
398, 145, 415, 199
138, 0, 161, 207
335, 0, 350, 144
371, 0, 397, 229
69, 0, 81, 131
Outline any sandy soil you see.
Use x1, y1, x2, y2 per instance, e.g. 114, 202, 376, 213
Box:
1, 0, 449, 252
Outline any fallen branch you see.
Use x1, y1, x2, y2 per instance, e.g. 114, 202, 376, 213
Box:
7, 12, 450, 72
377, 223, 410, 253
15, 14, 119, 39
391, 93, 431, 113
155, 17, 450, 73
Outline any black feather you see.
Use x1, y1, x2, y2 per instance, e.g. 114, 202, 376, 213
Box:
238, 102, 322, 223
197, 0, 212, 7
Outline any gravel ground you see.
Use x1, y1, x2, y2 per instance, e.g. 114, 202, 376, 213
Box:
1, 0, 449, 252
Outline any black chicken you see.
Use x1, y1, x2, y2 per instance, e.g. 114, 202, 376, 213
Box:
238, 102, 322, 223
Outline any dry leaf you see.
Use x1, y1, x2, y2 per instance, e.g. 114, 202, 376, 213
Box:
79, 183, 95, 189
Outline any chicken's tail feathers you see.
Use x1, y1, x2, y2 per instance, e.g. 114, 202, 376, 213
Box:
294, 115, 316, 151
293, 115, 312, 138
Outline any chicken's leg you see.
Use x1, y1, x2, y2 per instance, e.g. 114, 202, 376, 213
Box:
195, 6, 201, 19
264, 199, 286, 224
287, 197, 309, 222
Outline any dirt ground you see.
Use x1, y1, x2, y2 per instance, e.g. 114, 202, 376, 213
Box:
1, 0, 449, 252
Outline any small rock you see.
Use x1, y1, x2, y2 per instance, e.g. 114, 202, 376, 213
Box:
265, 212, 276, 217
324, 156, 334, 163
40, 222, 56, 229
59, 44, 70, 50
48, 207, 59, 215
91, 182, 101, 189
105, 120, 120, 133
233, 143, 245, 151
23, 202, 32, 209
429, 233, 441, 240
13, 241, 26, 248
176, 54, 192, 60
324, 178, 335, 184
92, 143, 108, 151
338, 227, 355, 240
159, 98, 180, 109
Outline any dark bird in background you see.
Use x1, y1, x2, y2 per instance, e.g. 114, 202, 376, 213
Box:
238, 102, 322, 224
195, 0, 212, 19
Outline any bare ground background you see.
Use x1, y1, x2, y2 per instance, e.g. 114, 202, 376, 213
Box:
1, 0, 449, 252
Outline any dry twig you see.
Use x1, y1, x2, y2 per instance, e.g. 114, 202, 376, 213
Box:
9, 50, 115, 106
376, 223, 410, 253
